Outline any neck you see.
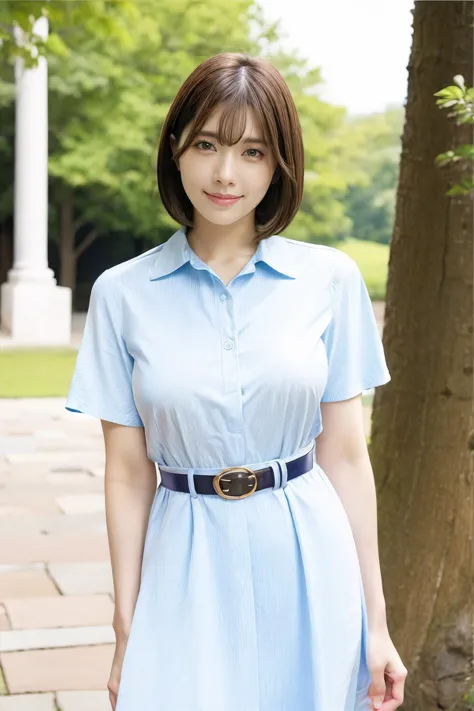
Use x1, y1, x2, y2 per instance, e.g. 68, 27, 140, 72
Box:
186, 213, 259, 263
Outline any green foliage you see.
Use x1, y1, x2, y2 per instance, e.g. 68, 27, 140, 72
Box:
0, 0, 402, 274
0, 0, 136, 67
339, 107, 404, 245
434, 74, 474, 195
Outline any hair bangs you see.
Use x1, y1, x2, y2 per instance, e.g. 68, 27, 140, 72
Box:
175, 83, 273, 159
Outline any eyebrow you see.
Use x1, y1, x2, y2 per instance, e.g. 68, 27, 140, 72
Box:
197, 130, 268, 145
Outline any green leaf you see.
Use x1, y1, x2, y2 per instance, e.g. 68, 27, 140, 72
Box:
453, 144, 474, 160
434, 85, 464, 100
453, 74, 466, 91
437, 99, 459, 108
446, 177, 474, 196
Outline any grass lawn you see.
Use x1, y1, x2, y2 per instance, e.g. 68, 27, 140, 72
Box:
0, 348, 77, 398
339, 238, 389, 301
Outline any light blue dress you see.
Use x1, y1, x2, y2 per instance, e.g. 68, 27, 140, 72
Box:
66, 226, 391, 711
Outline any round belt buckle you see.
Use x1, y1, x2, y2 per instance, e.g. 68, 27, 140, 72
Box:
213, 466, 258, 499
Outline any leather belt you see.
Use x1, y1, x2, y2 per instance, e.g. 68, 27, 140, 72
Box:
159, 446, 315, 499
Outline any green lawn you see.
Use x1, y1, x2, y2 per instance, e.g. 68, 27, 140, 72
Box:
339, 238, 389, 301
0, 348, 78, 398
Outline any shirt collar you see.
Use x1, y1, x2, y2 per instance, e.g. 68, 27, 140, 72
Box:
149, 225, 297, 281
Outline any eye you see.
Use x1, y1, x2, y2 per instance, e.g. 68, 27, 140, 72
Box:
245, 148, 264, 158
195, 140, 215, 151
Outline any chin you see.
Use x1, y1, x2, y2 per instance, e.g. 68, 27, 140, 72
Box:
197, 205, 247, 226
205, 213, 244, 225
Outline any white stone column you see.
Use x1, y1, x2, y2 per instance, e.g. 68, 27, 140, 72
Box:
1, 16, 71, 344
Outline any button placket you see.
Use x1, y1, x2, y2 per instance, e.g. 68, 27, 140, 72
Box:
218, 293, 243, 435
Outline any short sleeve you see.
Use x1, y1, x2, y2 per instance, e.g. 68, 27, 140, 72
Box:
65, 272, 144, 427
320, 254, 391, 402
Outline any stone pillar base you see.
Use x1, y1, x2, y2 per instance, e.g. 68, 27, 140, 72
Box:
1, 281, 72, 345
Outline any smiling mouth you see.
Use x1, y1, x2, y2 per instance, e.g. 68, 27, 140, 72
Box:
204, 192, 243, 205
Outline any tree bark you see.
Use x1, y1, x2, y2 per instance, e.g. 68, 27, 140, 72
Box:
370, 3, 474, 710
58, 188, 99, 292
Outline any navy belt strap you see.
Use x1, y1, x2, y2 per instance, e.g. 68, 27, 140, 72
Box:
159, 448, 314, 498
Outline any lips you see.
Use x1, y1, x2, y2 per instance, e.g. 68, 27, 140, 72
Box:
204, 192, 242, 206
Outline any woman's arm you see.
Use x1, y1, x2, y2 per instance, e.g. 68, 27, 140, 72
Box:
316, 395, 388, 632
101, 421, 157, 639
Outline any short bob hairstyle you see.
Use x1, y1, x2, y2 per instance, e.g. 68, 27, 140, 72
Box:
157, 52, 304, 242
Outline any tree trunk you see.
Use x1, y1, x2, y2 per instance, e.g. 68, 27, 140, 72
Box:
59, 188, 77, 290
58, 189, 99, 293
370, 3, 474, 710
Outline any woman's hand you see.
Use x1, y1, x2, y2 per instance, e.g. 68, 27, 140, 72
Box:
108, 633, 129, 711
367, 627, 408, 711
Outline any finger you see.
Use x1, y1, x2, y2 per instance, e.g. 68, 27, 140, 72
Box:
369, 672, 386, 709
379, 676, 405, 711
389, 675, 405, 704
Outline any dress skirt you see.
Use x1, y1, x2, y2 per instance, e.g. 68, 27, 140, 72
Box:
115, 441, 372, 711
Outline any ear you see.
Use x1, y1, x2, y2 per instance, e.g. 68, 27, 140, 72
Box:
170, 133, 180, 171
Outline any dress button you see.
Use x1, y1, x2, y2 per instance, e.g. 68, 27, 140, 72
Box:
223, 340, 234, 350
220, 293, 228, 301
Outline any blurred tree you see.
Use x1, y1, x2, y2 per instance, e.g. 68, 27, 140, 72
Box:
0, 0, 369, 295
341, 107, 404, 244
369, 3, 473, 710
0, 0, 136, 65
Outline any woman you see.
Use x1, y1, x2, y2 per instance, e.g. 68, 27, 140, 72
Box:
66, 52, 408, 711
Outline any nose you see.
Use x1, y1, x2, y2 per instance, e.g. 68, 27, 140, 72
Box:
213, 151, 237, 186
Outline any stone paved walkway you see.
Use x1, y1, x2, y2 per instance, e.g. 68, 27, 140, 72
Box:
0, 399, 114, 710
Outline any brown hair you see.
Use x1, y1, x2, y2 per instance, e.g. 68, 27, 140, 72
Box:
157, 52, 304, 242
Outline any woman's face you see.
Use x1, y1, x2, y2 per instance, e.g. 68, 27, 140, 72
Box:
171, 105, 278, 228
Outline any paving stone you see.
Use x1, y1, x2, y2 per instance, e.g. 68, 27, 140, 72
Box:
0, 507, 31, 517
5, 452, 105, 467
0, 693, 56, 711
2, 480, 103, 498
88, 467, 104, 478
0, 644, 115, 693
36, 440, 104, 453
0, 570, 58, 599
4, 595, 113, 630
33, 429, 68, 440
48, 563, 113, 596
0, 624, 114, 652
0, 438, 36, 456
56, 690, 110, 711
0, 514, 106, 537
55, 495, 104, 515
45, 473, 94, 486
0, 492, 59, 514
0, 604, 10, 631
3, 399, 67, 416
0, 518, 46, 536
1, 463, 56, 478
0, 563, 46, 573
0, 534, 109, 565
